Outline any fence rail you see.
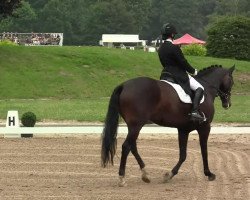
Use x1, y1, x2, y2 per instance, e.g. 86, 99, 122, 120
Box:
0, 32, 63, 46
0, 126, 249, 137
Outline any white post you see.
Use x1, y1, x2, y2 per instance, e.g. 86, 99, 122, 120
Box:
4, 110, 21, 138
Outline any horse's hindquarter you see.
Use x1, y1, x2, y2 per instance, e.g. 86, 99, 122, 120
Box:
119, 78, 161, 123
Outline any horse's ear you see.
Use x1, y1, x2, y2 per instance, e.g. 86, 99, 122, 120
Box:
229, 65, 235, 74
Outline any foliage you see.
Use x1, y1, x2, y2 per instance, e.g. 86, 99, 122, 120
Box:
213, 0, 250, 17
206, 16, 250, 60
0, 0, 21, 18
0, 1, 36, 32
0, 39, 17, 46
181, 44, 207, 56
84, 0, 137, 45
123, 0, 151, 35
1, 0, 249, 45
21, 111, 37, 127
159, 0, 203, 38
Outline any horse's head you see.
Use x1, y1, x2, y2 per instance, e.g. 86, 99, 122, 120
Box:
218, 65, 235, 109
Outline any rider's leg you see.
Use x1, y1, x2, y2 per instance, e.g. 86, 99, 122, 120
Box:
188, 75, 205, 121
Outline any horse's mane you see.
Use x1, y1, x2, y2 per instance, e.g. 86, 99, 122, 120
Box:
196, 65, 222, 78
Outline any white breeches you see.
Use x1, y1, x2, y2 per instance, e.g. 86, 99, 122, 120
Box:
188, 74, 204, 91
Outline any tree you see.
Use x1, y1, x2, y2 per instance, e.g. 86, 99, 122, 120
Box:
123, 0, 151, 35
27, 0, 50, 11
0, 1, 36, 32
0, 0, 21, 18
85, 0, 136, 45
214, 0, 250, 16
198, 0, 217, 32
206, 16, 250, 60
36, 0, 91, 45
146, 0, 205, 41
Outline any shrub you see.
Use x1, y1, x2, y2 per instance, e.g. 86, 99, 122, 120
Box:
181, 44, 207, 56
206, 16, 250, 60
0, 39, 17, 46
21, 112, 37, 127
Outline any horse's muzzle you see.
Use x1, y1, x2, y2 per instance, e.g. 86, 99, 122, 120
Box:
222, 102, 231, 109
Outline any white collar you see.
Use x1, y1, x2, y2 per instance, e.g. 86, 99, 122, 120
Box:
166, 39, 173, 43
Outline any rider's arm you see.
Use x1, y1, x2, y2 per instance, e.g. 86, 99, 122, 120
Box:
174, 46, 196, 75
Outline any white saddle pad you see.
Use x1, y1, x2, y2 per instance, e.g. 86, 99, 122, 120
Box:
160, 80, 204, 104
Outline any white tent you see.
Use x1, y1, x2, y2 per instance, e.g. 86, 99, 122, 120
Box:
100, 34, 146, 48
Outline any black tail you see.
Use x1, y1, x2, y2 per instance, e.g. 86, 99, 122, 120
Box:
101, 85, 123, 167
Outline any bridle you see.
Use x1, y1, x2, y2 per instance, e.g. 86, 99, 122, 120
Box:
199, 77, 231, 100
217, 89, 231, 100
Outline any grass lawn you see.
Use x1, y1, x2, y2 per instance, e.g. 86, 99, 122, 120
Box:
0, 46, 249, 123
0, 95, 248, 123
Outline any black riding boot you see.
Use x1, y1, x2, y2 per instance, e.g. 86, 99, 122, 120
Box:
190, 88, 205, 121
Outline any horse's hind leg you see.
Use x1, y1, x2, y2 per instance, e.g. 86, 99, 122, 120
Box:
197, 125, 216, 181
130, 139, 150, 183
118, 123, 148, 186
164, 129, 189, 182
118, 137, 130, 187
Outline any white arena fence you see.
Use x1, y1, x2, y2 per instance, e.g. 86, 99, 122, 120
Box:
0, 126, 250, 138
0, 32, 63, 46
1, 111, 249, 138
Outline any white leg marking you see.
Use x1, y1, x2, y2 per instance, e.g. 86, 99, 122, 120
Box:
118, 176, 127, 187
163, 172, 174, 183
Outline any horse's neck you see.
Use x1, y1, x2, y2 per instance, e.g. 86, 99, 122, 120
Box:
199, 70, 225, 97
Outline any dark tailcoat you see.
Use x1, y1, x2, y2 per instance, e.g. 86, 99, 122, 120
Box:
158, 41, 195, 95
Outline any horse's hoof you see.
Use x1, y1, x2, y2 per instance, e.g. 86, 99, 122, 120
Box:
118, 181, 127, 187
163, 172, 173, 183
142, 175, 151, 183
141, 168, 151, 183
118, 176, 127, 187
208, 173, 216, 181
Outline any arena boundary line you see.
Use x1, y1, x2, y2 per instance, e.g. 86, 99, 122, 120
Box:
0, 126, 249, 136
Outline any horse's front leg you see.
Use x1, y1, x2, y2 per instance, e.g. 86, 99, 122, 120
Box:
164, 129, 189, 182
197, 125, 216, 181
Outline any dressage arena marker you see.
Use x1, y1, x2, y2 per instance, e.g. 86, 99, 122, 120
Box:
4, 110, 21, 138
0, 125, 249, 137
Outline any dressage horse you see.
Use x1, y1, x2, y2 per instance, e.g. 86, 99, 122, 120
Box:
101, 65, 235, 186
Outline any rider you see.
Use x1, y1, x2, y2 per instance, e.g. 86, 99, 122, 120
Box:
158, 23, 204, 121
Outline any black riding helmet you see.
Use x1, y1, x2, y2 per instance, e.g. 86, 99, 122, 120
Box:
161, 23, 177, 40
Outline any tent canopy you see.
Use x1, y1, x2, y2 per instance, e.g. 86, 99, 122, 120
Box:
173, 33, 205, 45
102, 34, 141, 43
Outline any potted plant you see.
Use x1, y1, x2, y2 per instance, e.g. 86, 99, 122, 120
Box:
21, 112, 37, 138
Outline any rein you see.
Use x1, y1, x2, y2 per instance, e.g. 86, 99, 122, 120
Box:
198, 77, 230, 99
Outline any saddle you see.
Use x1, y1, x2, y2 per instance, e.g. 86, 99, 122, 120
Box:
160, 79, 205, 104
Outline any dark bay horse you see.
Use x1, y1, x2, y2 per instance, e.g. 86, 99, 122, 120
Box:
101, 65, 235, 186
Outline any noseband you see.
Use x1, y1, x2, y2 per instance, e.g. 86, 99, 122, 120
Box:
217, 89, 231, 100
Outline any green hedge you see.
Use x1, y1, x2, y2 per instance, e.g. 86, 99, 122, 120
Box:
0, 39, 17, 46
206, 16, 250, 61
181, 44, 207, 56
21, 112, 37, 127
